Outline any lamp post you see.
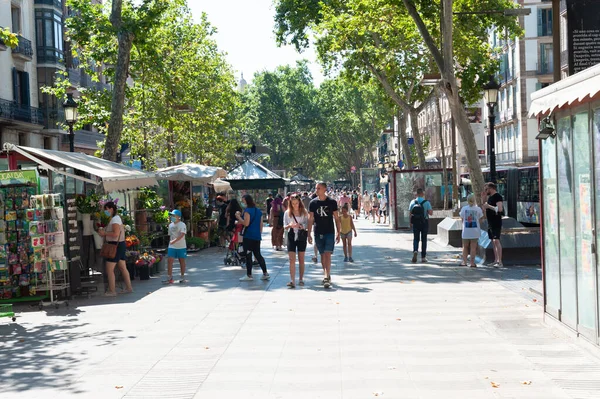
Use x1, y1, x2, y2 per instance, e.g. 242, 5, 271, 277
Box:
62, 93, 78, 152
483, 76, 500, 183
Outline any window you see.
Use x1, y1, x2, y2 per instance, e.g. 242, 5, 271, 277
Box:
43, 137, 52, 150
18, 133, 27, 147
35, 10, 64, 63
538, 8, 553, 36
540, 43, 554, 74
12, 68, 30, 106
11, 6, 21, 33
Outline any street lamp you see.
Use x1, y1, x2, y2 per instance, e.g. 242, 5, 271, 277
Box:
483, 76, 500, 183
63, 93, 78, 152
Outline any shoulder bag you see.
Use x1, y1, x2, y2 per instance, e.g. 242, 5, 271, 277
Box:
292, 213, 308, 241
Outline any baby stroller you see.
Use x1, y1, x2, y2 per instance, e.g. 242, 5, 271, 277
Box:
224, 224, 246, 266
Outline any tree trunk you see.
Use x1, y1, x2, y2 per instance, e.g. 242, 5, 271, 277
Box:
434, 90, 447, 210
104, 0, 134, 162
408, 108, 427, 169
402, 0, 485, 197
397, 109, 414, 169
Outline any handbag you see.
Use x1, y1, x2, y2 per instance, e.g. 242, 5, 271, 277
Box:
292, 213, 308, 241
241, 209, 257, 236
100, 242, 117, 259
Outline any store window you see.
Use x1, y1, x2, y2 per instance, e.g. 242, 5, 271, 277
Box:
557, 114, 577, 328
593, 105, 600, 341
542, 134, 560, 315
573, 109, 596, 336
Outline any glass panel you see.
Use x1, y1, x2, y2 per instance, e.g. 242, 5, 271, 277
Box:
44, 19, 53, 47
557, 115, 577, 328
594, 106, 600, 340
543, 137, 560, 312
573, 110, 596, 333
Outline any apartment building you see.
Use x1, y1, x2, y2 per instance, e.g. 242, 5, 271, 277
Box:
482, 0, 554, 167
0, 0, 105, 157
0, 0, 48, 159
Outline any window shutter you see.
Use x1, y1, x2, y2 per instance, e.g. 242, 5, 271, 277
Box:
22, 72, 30, 106
12, 67, 18, 103
537, 9, 542, 36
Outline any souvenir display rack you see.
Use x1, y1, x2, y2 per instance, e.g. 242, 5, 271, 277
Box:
0, 186, 69, 305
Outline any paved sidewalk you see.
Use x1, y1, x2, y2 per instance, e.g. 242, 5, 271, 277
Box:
1, 218, 600, 398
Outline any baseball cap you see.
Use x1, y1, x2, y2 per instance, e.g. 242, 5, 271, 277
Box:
169, 209, 182, 217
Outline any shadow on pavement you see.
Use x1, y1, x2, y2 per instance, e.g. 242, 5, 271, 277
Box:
0, 320, 125, 394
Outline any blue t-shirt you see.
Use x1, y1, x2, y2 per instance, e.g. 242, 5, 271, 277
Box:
242, 207, 262, 241
408, 197, 432, 219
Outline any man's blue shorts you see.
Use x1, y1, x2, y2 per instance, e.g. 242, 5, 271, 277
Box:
168, 247, 188, 259
314, 233, 335, 254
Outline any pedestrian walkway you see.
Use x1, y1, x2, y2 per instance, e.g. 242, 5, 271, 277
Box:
1, 218, 600, 398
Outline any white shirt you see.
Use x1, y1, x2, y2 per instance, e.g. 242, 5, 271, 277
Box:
459, 205, 483, 239
168, 221, 187, 249
107, 215, 125, 242
380, 195, 387, 208
283, 211, 308, 241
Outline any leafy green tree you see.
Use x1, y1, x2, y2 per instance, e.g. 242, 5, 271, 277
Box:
45, 0, 240, 168
274, 0, 521, 196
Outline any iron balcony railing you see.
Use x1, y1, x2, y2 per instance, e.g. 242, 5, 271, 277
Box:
0, 98, 44, 125
13, 35, 33, 58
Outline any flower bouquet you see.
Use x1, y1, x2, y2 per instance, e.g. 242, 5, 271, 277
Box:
125, 235, 140, 248
135, 252, 156, 280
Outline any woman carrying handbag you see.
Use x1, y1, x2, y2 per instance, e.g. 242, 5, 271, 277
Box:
98, 201, 133, 296
283, 194, 309, 288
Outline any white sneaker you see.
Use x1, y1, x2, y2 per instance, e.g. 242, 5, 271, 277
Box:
421, 257, 427, 263
260, 274, 270, 280
239, 275, 253, 281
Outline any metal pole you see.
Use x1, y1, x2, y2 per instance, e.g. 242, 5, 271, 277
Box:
451, 117, 459, 215
552, 0, 561, 83
69, 123, 75, 152
488, 104, 497, 183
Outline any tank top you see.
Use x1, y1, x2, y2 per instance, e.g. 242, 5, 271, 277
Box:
340, 215, 353, 234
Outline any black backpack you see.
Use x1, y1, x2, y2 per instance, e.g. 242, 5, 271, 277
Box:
410, 199, 428, 226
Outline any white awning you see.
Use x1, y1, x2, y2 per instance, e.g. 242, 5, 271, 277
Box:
529, 63, 600, 118
155, 163, 227, 185
4, 144, 158, 192
211, 178, 231, 192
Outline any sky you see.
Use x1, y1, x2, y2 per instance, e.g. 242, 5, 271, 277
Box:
188, 0, 325, 86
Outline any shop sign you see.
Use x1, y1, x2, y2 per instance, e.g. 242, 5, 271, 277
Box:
0, 170, 37, 186
567, 0, 600, 75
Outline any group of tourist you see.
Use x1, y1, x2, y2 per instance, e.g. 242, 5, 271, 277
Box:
409, 182, 504, 267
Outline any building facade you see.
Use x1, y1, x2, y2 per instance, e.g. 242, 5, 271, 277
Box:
0, 0, 105, 159
483, 0, 554, 167
0, 0, 47, 162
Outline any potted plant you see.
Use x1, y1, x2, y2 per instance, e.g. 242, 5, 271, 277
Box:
135, 252, 156, 280
75, 194, 98, 236
187, 236, 205, 251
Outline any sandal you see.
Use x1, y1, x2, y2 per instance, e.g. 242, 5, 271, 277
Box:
104, 291, 117, 297
298, 280, 305, 286
459, 263, 467, 267
286, 281, 295, 288
470, 264, 477, 268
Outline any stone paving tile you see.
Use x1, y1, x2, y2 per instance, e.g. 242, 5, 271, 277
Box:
2, 219, 600, 399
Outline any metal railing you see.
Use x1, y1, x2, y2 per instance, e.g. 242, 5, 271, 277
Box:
42, 105, 64, 129
13, 35, 33, 58
0, 98, 44, 125
537, 63, 554, 75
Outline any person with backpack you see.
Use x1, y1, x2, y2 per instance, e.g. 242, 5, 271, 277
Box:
409, 188, 433, 263
481, 182, 504, 267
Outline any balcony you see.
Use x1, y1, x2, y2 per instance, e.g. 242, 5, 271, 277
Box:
34, 0, 63, 8
12, 35, 33, 61
0, 98, 44, 126
41, 105, 64, 130
37, 46, 64, 65
537, 63, 554, 75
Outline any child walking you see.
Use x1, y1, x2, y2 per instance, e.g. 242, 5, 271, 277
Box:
340, 204, 357, 262
165, 209, 187, 284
